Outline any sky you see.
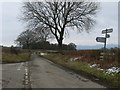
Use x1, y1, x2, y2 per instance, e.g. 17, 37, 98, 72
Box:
0, 0, 119, 47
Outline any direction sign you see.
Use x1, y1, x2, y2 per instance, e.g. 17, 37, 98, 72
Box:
102, 28, 113, 34
106, 34, 110, 38
96, 37, 106, 43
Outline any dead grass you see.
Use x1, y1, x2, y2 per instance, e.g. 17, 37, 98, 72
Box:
2, 47, 30, 63
62, 49, 119, 69
2, 52, 30, 63
42, 54, 120, 88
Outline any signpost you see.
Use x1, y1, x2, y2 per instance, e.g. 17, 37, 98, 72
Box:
96, 37, 106, 43
96, 28, 113, 50
102, 28, 113, 34
103, 28, 113, 50
106, 34, 110, 38
96, 28, 113, 61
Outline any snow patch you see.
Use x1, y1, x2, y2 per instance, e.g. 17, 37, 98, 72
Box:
89, 64, 120, 75
40, 53, 47, 56
105, 67, 120, 74
69, 57, 82, 61
89, 64, 100, 68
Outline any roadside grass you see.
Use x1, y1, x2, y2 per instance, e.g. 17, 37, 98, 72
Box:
42, 54, 120, 88
62, 49, 119, 69
0, 54, 1, 59
2, 53, 30, 63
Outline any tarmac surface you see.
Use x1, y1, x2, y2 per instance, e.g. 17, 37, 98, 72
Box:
2, 54, 106, 88
2, 62, 29, 88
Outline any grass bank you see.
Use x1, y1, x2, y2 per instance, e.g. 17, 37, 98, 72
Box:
2, 53, 30, 63
42, 54, 119, 88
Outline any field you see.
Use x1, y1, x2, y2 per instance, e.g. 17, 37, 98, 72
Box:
41, 49, 120, 88
1, 47, 120, 87
62, 49, 119, 69
2, 47, 30, 63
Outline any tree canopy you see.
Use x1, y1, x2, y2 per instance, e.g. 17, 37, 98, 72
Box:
16, 29, 76, 50
21, 1, 99, 48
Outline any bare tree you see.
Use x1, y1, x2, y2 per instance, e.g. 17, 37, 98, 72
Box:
21, 1, 99, 48
15, 28, 51, 49
15, 30, 35, 49
34, 26, 53, 42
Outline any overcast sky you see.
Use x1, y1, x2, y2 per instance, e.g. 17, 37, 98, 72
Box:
0, 1, 118, 47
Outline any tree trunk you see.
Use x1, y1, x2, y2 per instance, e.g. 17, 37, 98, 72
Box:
58, 28, 64, 50
58, 40, 62, 50
27, 43, 31, 53
58, 35, 64, 51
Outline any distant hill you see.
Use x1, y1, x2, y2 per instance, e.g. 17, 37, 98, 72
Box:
77, 44, 118, 50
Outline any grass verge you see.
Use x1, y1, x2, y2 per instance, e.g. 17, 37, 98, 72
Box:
42, 54, 120, 88
2, 53, 30, 63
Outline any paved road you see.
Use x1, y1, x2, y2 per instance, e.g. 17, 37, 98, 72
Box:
2, 62, 30, 88
0, 64, 2, 89
2, 54, 106, 88
30, 54, 106, 88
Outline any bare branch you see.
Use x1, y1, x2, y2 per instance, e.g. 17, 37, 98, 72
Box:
21, 2, 100, 48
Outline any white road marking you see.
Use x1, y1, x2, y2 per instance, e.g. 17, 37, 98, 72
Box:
25, 76, 28, 79
25, 72, 28, 75
25, 80, 29, 85
25, 68, 28, 73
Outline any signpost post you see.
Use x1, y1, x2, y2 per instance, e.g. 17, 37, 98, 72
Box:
96, 28, 113, 61
102, 28, 113, 50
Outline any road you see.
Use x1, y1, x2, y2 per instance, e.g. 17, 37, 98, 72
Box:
2, 62, 30, 88
30, 54, 105, 88
2, 54, 106, 88
0, 64, 2, 89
